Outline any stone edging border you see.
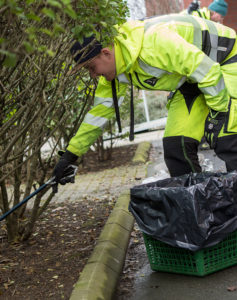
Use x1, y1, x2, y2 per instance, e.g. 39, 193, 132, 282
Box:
70, 141, 151, 300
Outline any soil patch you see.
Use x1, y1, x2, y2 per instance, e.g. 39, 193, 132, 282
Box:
0, 144, 138, 300
78, 144, 138, 174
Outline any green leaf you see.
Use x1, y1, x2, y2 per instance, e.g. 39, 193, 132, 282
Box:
47, 50, 55, 57
38, 45, 47, 52
26, 0, 36, 4
71, 25, 83, 37
47, 0, 62, 8
3, 52, 17, 67
61, 0, 71, 5
95, 31, 101, 41
100, 21, 107, 28
26, 13, 41, 22
53, 23, 65, 34
100, 0, 109, 8
110, 2, 118, 7
42, 8, 55, 20
11, 5, 24, 14
23, 41, 35, 53
64, 7, 77, 19
39, 28, 53, 36
0, 37, 5, 44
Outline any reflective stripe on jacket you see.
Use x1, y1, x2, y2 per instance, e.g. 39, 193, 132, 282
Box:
190, 7, 211, 20
67, 14, 237, 157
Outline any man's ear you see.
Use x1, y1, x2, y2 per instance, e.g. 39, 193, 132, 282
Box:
101, 47, 112, 57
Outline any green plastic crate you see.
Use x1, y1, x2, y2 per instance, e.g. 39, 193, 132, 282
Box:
143, 231, 237, 276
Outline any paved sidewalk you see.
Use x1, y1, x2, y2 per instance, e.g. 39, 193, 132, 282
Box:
43, 130, 164, 204
47, 158, 148, 204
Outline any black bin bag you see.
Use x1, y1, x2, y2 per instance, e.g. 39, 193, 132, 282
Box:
129, 171, 237, 251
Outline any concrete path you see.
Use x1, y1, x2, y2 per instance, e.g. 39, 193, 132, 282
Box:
43, 130, 164, 205
48, 164, 147, 204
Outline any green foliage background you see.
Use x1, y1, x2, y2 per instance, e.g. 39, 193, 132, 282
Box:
0, 0, 129, 242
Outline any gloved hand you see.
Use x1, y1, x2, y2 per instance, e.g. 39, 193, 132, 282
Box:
204, 110, 226, 149
52, 150, 78, 193
187, 1, 199, 14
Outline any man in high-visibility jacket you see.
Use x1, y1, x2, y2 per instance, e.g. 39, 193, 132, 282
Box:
187, 0, 228, 24
53, 14, 237, 185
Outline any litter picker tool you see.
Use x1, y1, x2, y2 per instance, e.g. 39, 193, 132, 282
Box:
0, 165, 78, 222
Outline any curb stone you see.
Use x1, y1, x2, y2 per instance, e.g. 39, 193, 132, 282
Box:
70, 142, 151, 300
132, 141, 151, 164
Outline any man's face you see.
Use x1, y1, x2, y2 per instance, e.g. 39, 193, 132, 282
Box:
84, 48, 116, 81
210, 11, 224, 23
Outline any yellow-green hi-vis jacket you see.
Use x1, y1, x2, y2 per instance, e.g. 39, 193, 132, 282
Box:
181, 6, 211, 19
190, 7, 211, 19
67, 14, 237, 157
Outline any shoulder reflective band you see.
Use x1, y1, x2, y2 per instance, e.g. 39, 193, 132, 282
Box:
138, 58, 171, 77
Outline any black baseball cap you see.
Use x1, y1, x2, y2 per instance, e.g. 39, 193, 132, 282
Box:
68, 35, 102, 75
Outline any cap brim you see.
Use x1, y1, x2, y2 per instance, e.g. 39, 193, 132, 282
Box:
66, 60, 89, 76
66, 55, 98, 76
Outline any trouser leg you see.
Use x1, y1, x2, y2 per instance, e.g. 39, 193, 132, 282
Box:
164, 89, 208, 177
163, 136, 201, 177
215, 135, 237, 172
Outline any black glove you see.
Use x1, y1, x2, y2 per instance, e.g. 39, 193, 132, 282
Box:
204, 110, 226, 149
187, 1, 199, 14
52, 150, 78, 193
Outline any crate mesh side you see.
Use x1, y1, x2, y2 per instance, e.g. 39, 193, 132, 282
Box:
143, 231, 237, 276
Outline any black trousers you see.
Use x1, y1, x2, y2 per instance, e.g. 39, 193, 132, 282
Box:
216, 135, 237, 172
163, 135, 237, 177
163, 136, 201, 177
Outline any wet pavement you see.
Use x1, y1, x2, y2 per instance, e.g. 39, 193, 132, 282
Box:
129, 137, 237, 300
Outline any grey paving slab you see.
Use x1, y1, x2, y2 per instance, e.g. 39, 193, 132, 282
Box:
41, 163, 148, 204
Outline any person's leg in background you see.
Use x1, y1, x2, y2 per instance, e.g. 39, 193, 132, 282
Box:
215, 135, 237, 172
163, 88, 209, 177
216, 38, 237, 171
214, 97, 237, 172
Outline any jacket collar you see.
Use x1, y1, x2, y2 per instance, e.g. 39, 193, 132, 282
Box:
115, 43, 127, 76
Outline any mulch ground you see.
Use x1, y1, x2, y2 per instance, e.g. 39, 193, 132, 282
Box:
0, 144, 139, 300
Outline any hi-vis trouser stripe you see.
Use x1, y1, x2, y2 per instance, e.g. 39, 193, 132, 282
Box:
83, 96, 124, 129
83, 114, 108, 129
